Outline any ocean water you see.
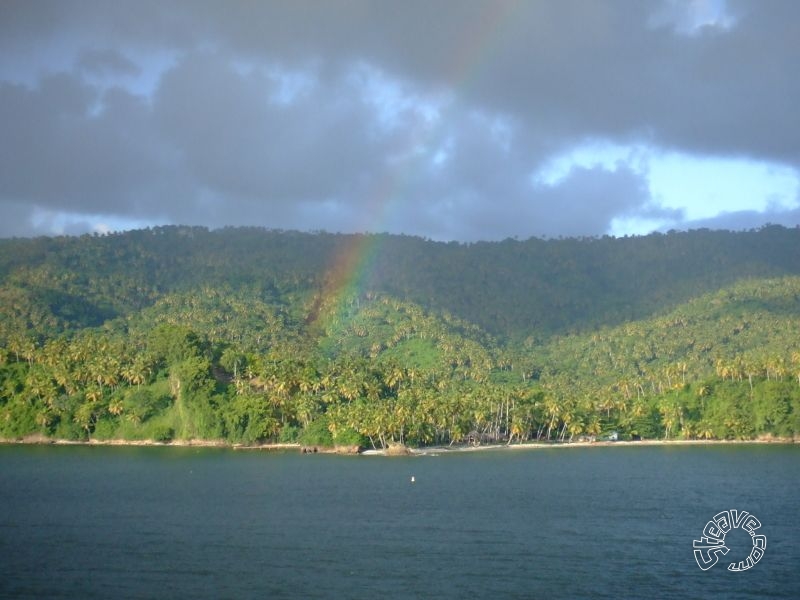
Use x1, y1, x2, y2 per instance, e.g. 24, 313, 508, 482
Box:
0, 444, 798, 599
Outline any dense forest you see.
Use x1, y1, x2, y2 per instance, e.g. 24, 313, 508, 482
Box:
1, 225, 799, 448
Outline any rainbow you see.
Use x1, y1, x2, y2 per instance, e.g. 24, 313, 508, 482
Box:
314, 1, 521, 333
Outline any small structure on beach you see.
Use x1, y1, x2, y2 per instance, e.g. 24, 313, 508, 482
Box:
466, 430, 498, 446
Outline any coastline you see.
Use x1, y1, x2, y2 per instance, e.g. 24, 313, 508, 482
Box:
398, 437, 799, 456
1, 434, 796, 454
0, 434, 299, 451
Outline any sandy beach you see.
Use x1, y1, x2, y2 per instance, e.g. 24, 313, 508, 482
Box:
0, 434, 298, 450
354, 437, 798, 456
2, 434, 796, 454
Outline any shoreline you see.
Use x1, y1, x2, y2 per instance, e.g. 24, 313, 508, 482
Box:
0, 435, 300, 450
1, 435, 796, 454
399, 437, 799, 456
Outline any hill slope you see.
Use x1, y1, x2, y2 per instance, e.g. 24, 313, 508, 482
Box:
1, 226, 799, 446
2, 225, 800, 340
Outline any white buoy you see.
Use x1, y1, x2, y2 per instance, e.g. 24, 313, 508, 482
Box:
410, 476, 415, 483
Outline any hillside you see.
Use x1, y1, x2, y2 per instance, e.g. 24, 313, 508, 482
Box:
530, 277, 800, 439
2, 225, 799, 339
1, 226, 799, 446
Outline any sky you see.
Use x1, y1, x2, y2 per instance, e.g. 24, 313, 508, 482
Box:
1, 0, 798, 241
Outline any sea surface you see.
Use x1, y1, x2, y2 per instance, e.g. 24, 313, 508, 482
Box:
0, 443, 798, 599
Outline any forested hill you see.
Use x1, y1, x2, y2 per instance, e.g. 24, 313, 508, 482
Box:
1, 224, 799, 340
1, 226, 799, 447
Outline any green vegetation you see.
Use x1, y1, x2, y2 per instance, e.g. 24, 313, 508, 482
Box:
1, 225, 799, 448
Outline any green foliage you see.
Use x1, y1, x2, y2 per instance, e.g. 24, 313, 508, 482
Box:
150, 424, 176, 443
91, 417, 118, 441
1, 226, 800, 447
278, 425, 300, 443
299, 416, 334, 447
751, 381, 793, 436
0, 397, 37, 437
123, 388, 170, 424
332, 427, 366, 447
132, 413, 177, 442
53, 415, 86, 441
222, 393, 277, 444
149, 324, 205, 366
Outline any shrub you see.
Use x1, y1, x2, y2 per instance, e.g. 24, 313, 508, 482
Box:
299, 417, 334, 447
53, 417, 86, 441
151, 425, 175, 443
91, 418, 118, 441
333, 427, 366, 448
278, 425, 300, 443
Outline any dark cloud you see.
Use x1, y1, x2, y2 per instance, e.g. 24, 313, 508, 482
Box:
77, 49, 140, 77
0, 201, 39, 238
0, 74, 176, 216
0, 0, 798, 239
454, 165, 681, 241
153, 53, 392, 205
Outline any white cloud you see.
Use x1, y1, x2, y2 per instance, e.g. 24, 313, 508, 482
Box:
530, 141, 800, 232
650, 0, 737, 35
1, 1, 798, 240
648, 152, 800, 220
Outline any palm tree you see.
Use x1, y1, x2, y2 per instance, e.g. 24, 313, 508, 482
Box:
35, 409, 53, 429
567, 417, 584, 442
85, 385, 104, 404
544, 397, 560, 440
697, 420, 715, 440
108, 398, 124, 416
385, 364, 405, 392
73, 402, 97, 433
122, 356, 151, 389
586, 416, 602, 439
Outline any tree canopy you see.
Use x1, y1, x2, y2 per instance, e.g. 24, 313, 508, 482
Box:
1, 225, 799, 447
